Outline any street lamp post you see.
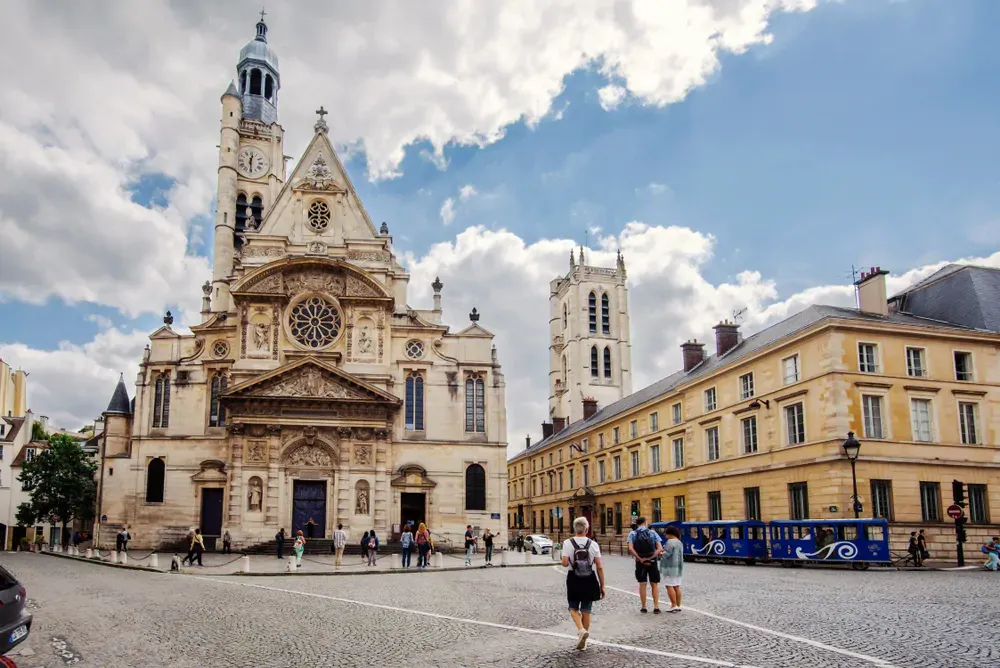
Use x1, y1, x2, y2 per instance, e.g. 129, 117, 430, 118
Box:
843, 432, 862, 518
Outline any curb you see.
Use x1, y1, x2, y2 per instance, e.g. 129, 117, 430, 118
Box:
40, 550, 165, 574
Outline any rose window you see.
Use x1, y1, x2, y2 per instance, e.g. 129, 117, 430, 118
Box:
405, 339, 424, 360
211, 340, 230, 359
307, 200, 331, 232
288, 296, 342, 348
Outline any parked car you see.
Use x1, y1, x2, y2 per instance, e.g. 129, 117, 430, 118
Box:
523, 534, 553, 555
0, 565, 31, 656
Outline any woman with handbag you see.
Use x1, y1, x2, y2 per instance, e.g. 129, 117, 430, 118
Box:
293, 530, 305, 569
415, 523, 432, 569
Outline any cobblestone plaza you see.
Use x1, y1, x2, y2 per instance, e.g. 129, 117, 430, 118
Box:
2, 552, 998, 667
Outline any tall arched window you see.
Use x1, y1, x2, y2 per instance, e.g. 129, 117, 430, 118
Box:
264, 75, 274, 101
591, 346, 599, 378
562, 303, 567, 329
405, 372, 424, 431
250, 195, 264, 228
465, 464, 486, 511
209, 374, 228, 427
604, 347, 612, 379
588, 292, 597, 334
240, 70, 248, 94
235, 193, 249, 232
601, 294, 611, 335
249, 68, 262, 95
465, 374, 486, 433
145, 457, 165, 503
152, 373, 171, 428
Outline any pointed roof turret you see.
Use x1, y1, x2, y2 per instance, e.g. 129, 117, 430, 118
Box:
221, 80, 241, 101
105, 374, 131, 416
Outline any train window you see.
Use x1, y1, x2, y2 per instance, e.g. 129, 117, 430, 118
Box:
866, 525, 884, 541
749, 526, 763, 540
732, 526, 744, 540
840, 525, 858, 541
816, 526, 837, 547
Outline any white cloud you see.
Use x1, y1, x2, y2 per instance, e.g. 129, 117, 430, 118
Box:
598, 85, 628, 110
439, 198, 456, 225
0, 1, 822, 320
459, 185, 478, 200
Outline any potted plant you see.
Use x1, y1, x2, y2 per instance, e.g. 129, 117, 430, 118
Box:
34, 536, 45, 552
18, 537, 30, 552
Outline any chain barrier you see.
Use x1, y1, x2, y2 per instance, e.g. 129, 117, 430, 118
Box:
187, 554, 248, 569
120, 550, 156, 561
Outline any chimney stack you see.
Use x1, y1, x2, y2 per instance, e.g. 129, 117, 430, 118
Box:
855, 266, 889, 317
541, 422, 553, 440
525, 435, 531, 449
680, 340, 706, 372
552, 416, 566, 433
713, 321, 740, 357
582, 397, 598, 420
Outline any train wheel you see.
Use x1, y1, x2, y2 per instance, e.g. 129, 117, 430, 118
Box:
852, 561, 869, 571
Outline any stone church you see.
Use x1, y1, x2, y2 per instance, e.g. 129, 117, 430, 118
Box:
94, 17, 508, 549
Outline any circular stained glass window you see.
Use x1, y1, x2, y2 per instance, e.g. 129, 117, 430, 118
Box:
211, 340, 230, 359
405, 339, 424, 360
307, 200, 331, 232
288, 296, 342, 349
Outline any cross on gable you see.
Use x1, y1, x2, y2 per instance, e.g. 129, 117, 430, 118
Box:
316, 106, 328, 120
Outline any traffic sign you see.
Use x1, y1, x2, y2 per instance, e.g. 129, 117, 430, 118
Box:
553, 507, 563, 519
947, 504, 965, 519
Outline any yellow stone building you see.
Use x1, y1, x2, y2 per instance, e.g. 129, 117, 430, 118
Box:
508, 265, 1000, 555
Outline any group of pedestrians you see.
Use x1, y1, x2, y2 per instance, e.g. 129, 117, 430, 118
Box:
561, 516, 684, 651
907, 529, 931, 566
181, 528, 205, 566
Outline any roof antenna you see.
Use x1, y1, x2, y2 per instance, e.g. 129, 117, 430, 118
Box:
732, 307, 747, 324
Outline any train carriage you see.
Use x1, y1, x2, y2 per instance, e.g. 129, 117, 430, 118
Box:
768, 518, 891, 567
652, 520, 768, 564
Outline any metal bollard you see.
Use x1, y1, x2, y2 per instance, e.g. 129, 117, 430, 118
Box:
241, 555, 250, 573
552, 547, 560, 562
110, 550, 118, 563
287, 555, 296, 572
86, 548, 93, 559
434, 551, 444, 569
150, 554, 159, 569
120, 552, 128, 565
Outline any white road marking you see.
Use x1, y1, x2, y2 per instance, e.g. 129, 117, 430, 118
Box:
193, 576, 757, 667
941, 565, 980, 571
602, 580, 899, 668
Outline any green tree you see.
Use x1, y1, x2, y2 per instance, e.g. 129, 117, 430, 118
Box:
16, 434, 97, 546
30, 421, 48, 442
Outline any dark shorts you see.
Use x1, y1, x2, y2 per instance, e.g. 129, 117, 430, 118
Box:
568, 599, 594, 613
635, 560, 660, 583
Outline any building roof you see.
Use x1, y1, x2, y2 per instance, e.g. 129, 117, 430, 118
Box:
509, 303, 980, 463
11, 442, 48, 468
889, 264, 1000, 332
105, 374, 131, 415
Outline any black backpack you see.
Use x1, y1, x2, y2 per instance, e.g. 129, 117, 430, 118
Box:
570, 538, 594, 578
633, 527, 658, 559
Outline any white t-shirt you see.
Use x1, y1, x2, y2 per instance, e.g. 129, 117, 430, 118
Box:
562, 537, 602, 565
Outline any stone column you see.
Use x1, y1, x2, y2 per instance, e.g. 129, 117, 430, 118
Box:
337, 427, 353, 535
228, 430, 244, 528
371, 429, 389, 533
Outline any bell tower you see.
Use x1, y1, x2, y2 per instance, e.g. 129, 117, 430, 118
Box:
549, 248, 632, 425
210, 14, 286, 314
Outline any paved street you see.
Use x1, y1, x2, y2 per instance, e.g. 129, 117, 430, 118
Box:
2, 551, 998, 668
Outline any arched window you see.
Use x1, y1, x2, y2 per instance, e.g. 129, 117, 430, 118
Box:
405, 373, 424, 431
588, 292, 597, 334
604, 347, 612, 379
249, 68, 262, 95
562, 303, 567, 329
152, 373, 171, 428
591, 346, 599, 378
601, 293, 611, 335
264, 74, 274, 101
240, 70, 247, 94
465, 374, 486, 433
235, 193, 249, 233
465, 464, 486, 510
145, 457, 165, 503
209, 374, 228, 427
249, 195, 264, 229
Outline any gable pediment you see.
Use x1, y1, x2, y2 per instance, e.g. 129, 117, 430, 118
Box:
225, 357, 400, 405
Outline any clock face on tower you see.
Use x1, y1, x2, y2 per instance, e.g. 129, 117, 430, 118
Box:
237, 146, 269, 178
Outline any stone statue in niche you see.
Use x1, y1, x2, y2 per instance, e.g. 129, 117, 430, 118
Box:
358, 325, 373, 354
356, 487, 369, 515
252, 322, 270, 351
248, 478, 263, 512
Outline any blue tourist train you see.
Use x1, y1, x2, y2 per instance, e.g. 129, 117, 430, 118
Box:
649, 518, 890, 568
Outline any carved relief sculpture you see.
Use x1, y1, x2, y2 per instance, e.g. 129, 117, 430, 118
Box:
246, 440, 267, 464
358, 325, 373, 354
252, 323, 270, 351
355, 445, 371, 465
286, 445, 332, 467
250, 367, 367, 400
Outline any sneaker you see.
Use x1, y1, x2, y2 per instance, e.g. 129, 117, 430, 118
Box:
653, 608, 661, 614
576, 629, 589, 650
581, 633, 589, 650
640, 608, 648, 614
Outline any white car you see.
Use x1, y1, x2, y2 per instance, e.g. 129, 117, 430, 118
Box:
523, 534, 553, 554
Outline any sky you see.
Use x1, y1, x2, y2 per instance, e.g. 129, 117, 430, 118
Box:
1, 0, 998, 455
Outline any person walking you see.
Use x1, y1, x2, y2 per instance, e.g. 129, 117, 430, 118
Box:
917, 529, 930, 564
190, 528, 205, 567
982, 537, 1000, 571
222, 530, 232, 554
361, 531, 370, 564
562, 516, 605, 651
293, 530, 306, 569
627, 516, 663, 613
400, 524, 414, 568
516, 530, 524, 553
332, 523, 348, 569
464, 525, 475, 566
366, 530, 379, 566
483, 528, 495, 565
907, 531, 921, 566
415, 523, 432, 568
181, 528, 197, 566
276, 528, 286, 560
659, 525, 684, 612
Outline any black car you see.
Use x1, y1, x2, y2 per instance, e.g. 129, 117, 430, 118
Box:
0, 566, 30, 656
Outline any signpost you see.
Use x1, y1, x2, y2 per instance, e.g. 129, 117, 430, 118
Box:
952, 480, 968, 567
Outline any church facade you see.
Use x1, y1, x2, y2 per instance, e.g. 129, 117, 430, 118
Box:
94, 18, 508, 550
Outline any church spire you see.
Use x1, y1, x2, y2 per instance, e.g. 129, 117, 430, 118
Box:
237, 11, 280, 124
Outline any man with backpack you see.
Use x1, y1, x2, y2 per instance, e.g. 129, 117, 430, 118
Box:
627, 516, 663, 614
562, 516, 605, 651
